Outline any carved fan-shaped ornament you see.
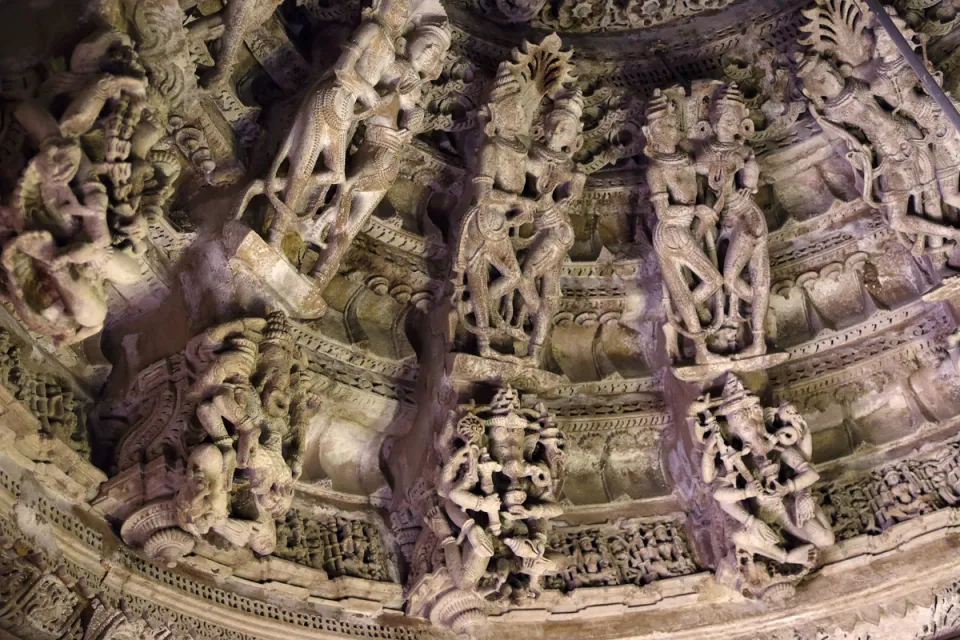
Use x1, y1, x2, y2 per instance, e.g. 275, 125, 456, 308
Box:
799, 0, 874, 72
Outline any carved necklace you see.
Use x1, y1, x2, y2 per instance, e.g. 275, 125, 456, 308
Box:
495, 135, 529, 154
532, 145, 572, 164
648, 150, 688, 165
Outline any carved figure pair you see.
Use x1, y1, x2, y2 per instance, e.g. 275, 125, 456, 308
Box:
452, 36, 582, 365
643, 84, 770, 367
799, 0, 960, 255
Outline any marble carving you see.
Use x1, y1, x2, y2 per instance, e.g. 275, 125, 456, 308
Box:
692, 375, 835, 600
6, 0, 960, 638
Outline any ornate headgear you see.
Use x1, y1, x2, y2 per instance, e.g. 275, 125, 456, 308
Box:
714, 374, 761, 416
713, 83, 749, 117
644, 89, 676, 122
408, 21, 451, 51
261, 310, 294, 352
547, 88, 584, 123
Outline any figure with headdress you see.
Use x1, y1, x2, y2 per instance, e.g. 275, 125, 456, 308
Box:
491, 88, 585, 365
451, 34, 576, 362
643, 89, 725, 365
235, 0, 413, 247
692, 375, 834, 599
306, 21, 451, 291
695, 84, 771, 361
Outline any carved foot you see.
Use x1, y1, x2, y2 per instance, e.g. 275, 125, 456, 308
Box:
732, 335, 767, 361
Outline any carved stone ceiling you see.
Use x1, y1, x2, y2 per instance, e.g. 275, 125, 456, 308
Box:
2, 0, 960, 638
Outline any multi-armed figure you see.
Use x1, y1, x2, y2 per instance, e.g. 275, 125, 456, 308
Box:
692, 375, 835, 600
799, 0, 960, 255
141, 311, 319, 560
452, 35, 578, 363
2, 29, 170, 344
422, 385, 565, 616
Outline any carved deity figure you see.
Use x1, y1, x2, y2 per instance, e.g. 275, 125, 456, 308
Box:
1, 29, 176, 345
799, 0, 960, 255
114, 311, 321, 564
696, 85, 771, 360
643, 83, 773, 370
306, 22, 451, 290
451, 34, 578, 363
235, 0, 414, 247
643, 89, 724, 365
411, 385, 565, 632
692, 375, 835, 600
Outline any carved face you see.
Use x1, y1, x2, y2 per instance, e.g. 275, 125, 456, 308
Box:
726, 405, 772, 454
800, 61, 845, 102
408, 33, 447, 83
873, 29, 899, 60
260, 369, 292, 418
711, 102, 750, 143
37, 143, 81, 186
490, 97, 527, 138
544, 112, 581, 154
177, 445, 229, 537
646, 113, 682, 151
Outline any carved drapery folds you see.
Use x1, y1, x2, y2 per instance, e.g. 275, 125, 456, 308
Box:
406, 384, 565, 634
691, 375, 834, 601
1, 29, 176, 345
96, 311, 323, 565
799, 0, 960, 258
643, 83, 783, 380
233, 0, 451, 300
451, 34, 585, 365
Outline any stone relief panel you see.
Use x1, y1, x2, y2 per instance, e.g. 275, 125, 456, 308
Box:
691, 374, 834, 601
95, 311, 324, 565
0, 326, 90, 457
274, 508, 393, 581
818, 434, 960, 541
544, 518, 698, 591
405, 384, 565, 634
